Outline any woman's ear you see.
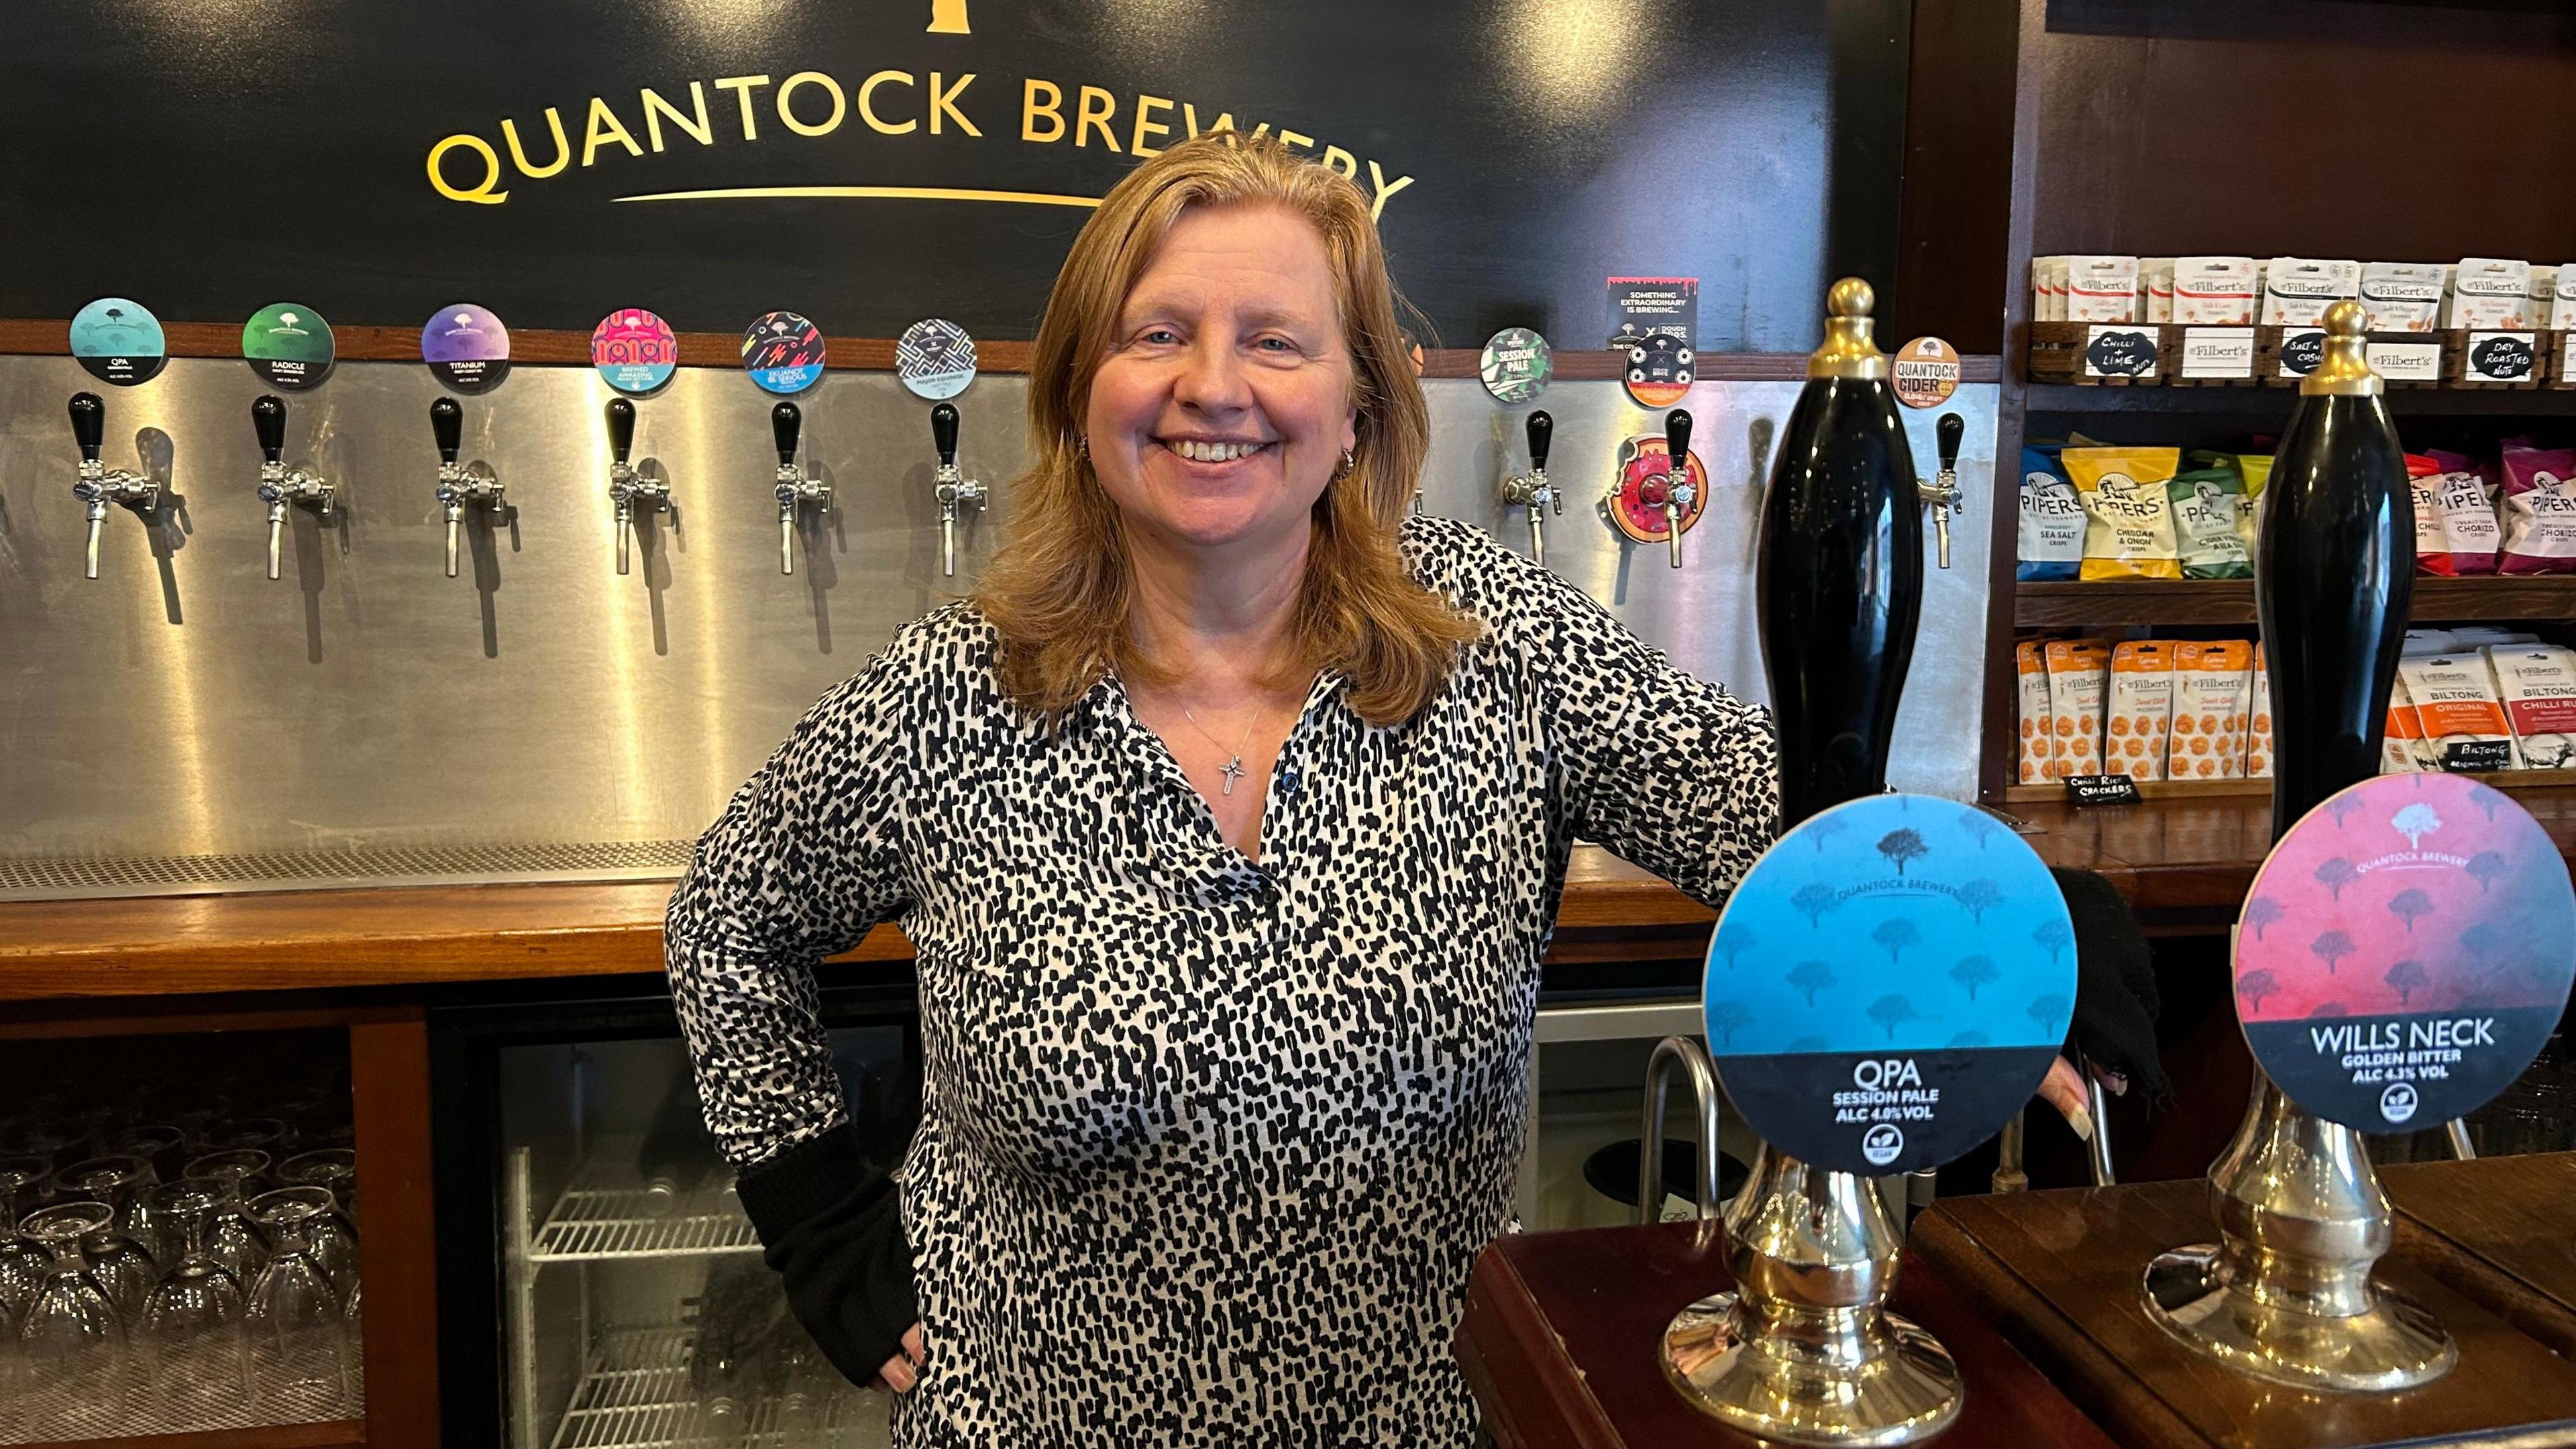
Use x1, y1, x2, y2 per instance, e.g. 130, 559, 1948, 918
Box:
1341, 406, 1360, 455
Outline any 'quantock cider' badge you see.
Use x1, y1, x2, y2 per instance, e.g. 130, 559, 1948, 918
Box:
1705, 795, 2074, 1176
2235, 773, 2575, 1132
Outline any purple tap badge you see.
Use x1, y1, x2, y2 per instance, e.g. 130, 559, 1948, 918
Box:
742, 311, 826, 396
2237, 773, 2575, 1132
423, 305, 511, 392
592, 308, 677, 395
1705, 795, 2075, 1176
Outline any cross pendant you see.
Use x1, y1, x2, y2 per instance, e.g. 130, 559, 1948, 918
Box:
1219, 754, 1244, 796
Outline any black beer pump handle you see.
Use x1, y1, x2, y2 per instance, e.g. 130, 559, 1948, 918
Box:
430, 398, 462, 464
1664, 409, 1693, 472
1526, 410, 1552, 472
606, 398, 635, 465
931, 402, 959, 466
69, 392, 104, 462
252, 394, 286, 464
1937, 413, 1963, 474
771, 402, 802, 467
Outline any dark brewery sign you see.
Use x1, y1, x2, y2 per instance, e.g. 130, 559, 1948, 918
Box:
6, 1, 1885, 349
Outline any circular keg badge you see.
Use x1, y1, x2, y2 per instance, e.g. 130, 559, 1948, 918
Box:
70, 297, 167, 386
1705, 795, 2075, 1176
592, 308, 678, 394
1480, 327, 1553, 403
2235, 774, 2575, 1132
742, 310, 828, 395
898, 318, 977, 400
422, 304, 511, 392
1894, 336, 1962, 409
1624, 332, 1694, 408
242, 303, 335, 390
1603, 433, 1709, 545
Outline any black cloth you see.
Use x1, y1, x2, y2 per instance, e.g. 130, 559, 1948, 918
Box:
734, 1121, 917, 1389
2052, 866, 2167, 1099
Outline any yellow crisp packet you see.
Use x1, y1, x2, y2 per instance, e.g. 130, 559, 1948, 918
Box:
2065, 447, 2183, 580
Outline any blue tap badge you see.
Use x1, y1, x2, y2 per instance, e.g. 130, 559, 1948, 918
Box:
897, 318, 977, 400
1705, 794, 2075, 1176
70, 298, 168, 386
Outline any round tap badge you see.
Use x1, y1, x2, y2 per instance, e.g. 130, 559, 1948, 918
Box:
742, 311, 828, 396
241, 303, 335, 390
422, 304, 511, 392
2234, 774, 2575, 1133
1480, 327, 1552, 404
592, 308, 678, 395
1623, 332, 1694, 409
1705, 795, 2076, 1177
1603, 433, 1709, 544
897, 318, 977, 400
1894, 336, 1963, 410
69, 297, 167, 386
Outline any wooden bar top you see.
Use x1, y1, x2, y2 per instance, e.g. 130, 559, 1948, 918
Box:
0, 844, 1720, 1004
1458, 1220, 2118, 1449
1914, 1181, 2576, 1449
2383, 1152, 2576, 1359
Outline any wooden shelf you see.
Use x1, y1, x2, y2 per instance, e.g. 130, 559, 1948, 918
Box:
2023, 381, 2576, 416
2017, 575, 2576, 627
2003, 767, 2576, 804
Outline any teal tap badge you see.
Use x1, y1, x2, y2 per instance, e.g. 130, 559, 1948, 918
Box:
70, 298, 168, 386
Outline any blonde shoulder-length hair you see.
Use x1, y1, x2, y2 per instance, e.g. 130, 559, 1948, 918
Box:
973, 131, 1479, 729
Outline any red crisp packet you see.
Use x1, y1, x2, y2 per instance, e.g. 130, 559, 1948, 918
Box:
2494, 443, 2576, 575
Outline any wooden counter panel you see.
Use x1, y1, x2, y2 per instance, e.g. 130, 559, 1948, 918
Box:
1917, 1183, 2576, 1449
2385, 1153, 2576, 1358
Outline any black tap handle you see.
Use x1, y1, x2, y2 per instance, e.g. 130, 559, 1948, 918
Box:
69, 392, 104, 462
1526, 411, 1553, 472
606, 398, 635, 464
431, 398, 462, 464
1937, 413, 1964, 474
1663, 409, 1693, 474
931, 403, 959, 466
772, 402, 802, 467
252, 395, 286, 463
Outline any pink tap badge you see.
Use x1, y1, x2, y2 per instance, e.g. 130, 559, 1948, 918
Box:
592, 308, 677, 395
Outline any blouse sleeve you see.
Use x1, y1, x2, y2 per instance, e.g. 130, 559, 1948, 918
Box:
664, 651, 919, 1167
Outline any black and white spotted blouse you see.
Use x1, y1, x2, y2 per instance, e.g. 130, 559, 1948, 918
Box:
665, 515, 1778, 1447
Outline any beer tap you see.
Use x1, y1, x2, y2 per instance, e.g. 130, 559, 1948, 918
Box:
431, 398, 502, 579
772, 401, 830, 576
1915, 413, 1966, 570
1498, 410, 1560, 564
251, 395, 334, 581
66, 392, 156, 581
1640, 409, 1697, 569
930, 402, 983, 578
606, 397, 667, 576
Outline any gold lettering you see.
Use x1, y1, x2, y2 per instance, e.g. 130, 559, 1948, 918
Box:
1075, 85, 1121, 151
1320, 145, 1357, 179
859, 70, 918, 134
582, 96, 644, 166
1022, 78, 1065, 143
502, 107, 571, 178
777, 71, 847, 137
930, 72, 980, 136
1183, 104, 1235, 138
1366, 160, 1416, 220
714, 74, 773, 140
928, 0, 969, 33
1131, 94, 1175, 157
641, 83, 712, 152
1276, 128, 1314, 152
427, 133, 508, 203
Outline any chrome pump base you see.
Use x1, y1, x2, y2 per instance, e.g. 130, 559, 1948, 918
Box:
2140, 1072, 2455, 1393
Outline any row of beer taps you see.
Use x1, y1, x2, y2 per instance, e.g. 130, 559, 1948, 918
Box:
67, 392, 983, 583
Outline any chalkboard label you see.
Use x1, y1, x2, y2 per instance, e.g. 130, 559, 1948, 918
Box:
2065, 773, 2142, 806
2445, 739, 2516, 773
2275, 328, 2325, 378
2467, 332, 2537, 383
2084, 326, 2158, 378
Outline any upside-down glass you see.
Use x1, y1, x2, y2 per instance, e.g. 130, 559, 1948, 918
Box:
188, 1149, 276, 1284
207, 1118, 296, 1157
57, 1152, 169, 1271
245, 1187, 350, 1419
279, 1148, 358, 1225
105, 1123, 193, 1185
142, 1179, 253, 1423
0, 1155, 53, 1322
17, 1201, 131, 1437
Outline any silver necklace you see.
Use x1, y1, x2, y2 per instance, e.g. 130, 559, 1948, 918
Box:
1181, 705, 1263, 796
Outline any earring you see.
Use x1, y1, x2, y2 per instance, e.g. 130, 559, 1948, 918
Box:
1336, 447, 1355, 480
1076, 434, 1091, 460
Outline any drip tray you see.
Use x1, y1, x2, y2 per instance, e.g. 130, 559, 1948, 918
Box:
0, 840, 696, 901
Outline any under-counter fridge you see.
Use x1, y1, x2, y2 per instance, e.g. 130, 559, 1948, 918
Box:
430, 974, 920, 1449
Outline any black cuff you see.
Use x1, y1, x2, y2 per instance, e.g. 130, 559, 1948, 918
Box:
735, 1120, 921, 1385
737, 1121, 873, 1246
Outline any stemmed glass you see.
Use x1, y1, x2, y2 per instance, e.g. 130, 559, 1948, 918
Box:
142, 1179, 252, 1424
245, 1187, 350, 1419
105, 1123, 193, 1185
279, 1148, 358, 1226
206, 1118, 296, 1157
0, 1155, 54, 1323
188, 1149, 276, 1284
54, 1155, 164, 1322
17, 1201, 131, 1437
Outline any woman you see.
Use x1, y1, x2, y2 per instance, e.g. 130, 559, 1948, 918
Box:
667, 133, 2088, 1444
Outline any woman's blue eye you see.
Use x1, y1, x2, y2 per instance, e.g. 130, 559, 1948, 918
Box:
1258, 337, 1293, 352
1140, 329, 1179, 345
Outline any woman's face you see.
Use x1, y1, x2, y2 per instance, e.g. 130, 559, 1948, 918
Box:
1085, 202, 1359, 556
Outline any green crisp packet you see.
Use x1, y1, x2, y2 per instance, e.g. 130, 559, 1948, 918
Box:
2169, 466, 2252, 578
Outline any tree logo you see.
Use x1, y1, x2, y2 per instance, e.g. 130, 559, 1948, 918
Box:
1876, 828, 1929, 876
1861, 1122, 1904, 1167
2390, 802, 2442, 849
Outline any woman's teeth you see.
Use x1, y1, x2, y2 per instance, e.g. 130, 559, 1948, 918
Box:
1169, 439, 1262, 462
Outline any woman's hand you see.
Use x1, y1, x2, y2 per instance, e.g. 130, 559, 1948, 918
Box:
2035, 1054, 2129, 1141
874, 1322, 926, 1393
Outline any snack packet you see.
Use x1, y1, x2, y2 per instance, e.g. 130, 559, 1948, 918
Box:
2412, 447, 2500, 576
2169, 640, 2253, 780
2106, 641, 2176, 780
2398, 653, 2522, 771
2065, 447, 2184, 581
2245, 642, 2273, 779
2017, 445, 2084, 582
2191, 451, 2270, 555
2492, 443, 2576, 575
2487, 643, 2576, 769
2017, 640, 2055, 784
2168, 466, 2252, 578
2383, 674, 2428, 773
2044, 639, 2111, 777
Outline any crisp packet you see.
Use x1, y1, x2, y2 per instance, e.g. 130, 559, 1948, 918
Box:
2017, 445, 2084, 582
2413, 447, 2500, 576
2044, 639, 2111, 777
2065, 447, 2184, 581
2169, 640, 2253, 780
2383, 674, 2428, 773
2493, 442, 2576, 575
2169, 466, 2251, 578
2017, 640, 2055, 784
2107, 641, 2176, 781
2245, 642, 2273, 779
